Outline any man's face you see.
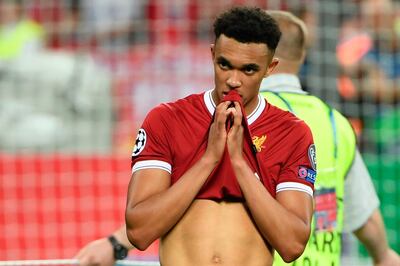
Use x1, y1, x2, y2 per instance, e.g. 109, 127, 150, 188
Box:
211, 34, 278, 114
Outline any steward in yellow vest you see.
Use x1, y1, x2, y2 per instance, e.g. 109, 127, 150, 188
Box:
261, 85, 354, 266
262, 10, 398, 266
0, 1, 44, 59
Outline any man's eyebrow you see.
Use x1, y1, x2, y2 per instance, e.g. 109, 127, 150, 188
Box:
241, 63, 260, 71
216, 56, 232, 67
216, 56, 260, 71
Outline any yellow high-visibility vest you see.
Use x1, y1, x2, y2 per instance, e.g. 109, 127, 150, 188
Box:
261, 91, 356, 266
0, 20, 44, 59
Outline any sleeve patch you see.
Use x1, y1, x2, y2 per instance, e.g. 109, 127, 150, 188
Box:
132, 128, 147, 156
298, 166, 316, 184
308, 144, 317, 170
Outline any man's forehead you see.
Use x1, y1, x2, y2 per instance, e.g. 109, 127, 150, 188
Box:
216, 35, 269, 51
214, 35, 271, 63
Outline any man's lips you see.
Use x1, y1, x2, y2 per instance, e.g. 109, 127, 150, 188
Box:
223, 91, 242, 97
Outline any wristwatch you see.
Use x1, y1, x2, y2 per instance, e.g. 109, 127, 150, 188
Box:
108, 235, 128, 260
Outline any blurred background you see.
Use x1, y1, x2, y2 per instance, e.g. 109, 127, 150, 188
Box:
0, 0, 399, 263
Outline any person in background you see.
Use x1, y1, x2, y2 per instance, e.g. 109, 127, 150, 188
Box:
79, 0, 146, 52
337, 0, 400, 252
260, 10, 400, 266
75, 225, 133, 265
0, 0, 44, 59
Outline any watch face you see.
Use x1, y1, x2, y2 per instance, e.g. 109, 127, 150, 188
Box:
115, 245, 128, 260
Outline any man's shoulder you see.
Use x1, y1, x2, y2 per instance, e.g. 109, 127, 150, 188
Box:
151, 92, 205, 112
175, 91, 206, 105
163, 91, 207, 114
145, 91, 207, 124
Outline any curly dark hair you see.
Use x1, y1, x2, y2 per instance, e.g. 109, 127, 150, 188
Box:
213, 6, 281, 52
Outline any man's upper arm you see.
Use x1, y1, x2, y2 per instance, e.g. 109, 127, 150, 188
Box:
276, 190, 314, 225
127, 168, 171, 208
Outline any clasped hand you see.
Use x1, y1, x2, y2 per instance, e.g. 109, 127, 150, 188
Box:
204, 101, 244, 163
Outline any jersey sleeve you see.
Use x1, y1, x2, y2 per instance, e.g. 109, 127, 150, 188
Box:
276, 122, 316, 197
131, 104, 173, 174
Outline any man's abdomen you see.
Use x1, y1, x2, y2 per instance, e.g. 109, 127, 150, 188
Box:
159, 199, 273, 266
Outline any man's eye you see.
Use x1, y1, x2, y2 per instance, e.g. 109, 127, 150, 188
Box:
219, 62, 229, 69
244, 68, 255, 74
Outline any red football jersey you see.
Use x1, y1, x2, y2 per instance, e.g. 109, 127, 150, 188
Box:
131, 90, 316, 200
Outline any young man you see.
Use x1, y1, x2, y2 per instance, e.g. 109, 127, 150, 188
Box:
75, 7, 316, 266
261, 10, 400, 266
125, 6, 315, 266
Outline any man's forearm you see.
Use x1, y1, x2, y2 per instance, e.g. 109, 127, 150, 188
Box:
125, 155, 218, 250
113, 225, 135, 250
353, 209, 390, 263
231, 159, 312, 262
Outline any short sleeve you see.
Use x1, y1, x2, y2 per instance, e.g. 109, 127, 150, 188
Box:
276, 123, 316, 197
131, 105, 173, 174
343, 149, 380, 232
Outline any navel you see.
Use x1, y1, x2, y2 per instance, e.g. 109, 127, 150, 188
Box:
212, 255, 222, 264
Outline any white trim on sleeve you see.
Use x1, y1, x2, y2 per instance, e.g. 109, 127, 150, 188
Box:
132, 160, 172, 174
276, 182, 313, 197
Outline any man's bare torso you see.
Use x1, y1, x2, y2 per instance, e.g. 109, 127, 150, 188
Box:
159, 199, 273, 266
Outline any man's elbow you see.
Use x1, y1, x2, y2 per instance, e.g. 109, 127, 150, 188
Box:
277, 222, 311, 262
278, 242, 306, 263
126, 226, 152, 251
125, 211, 153, 251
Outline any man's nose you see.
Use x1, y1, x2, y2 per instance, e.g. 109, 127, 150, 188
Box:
227, 71, 242, 88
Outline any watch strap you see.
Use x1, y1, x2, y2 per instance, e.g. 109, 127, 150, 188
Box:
108, 235, 128, 260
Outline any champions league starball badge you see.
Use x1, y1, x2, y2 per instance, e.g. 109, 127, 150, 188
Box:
132, 128, 147, 156
308, 144, 317, 171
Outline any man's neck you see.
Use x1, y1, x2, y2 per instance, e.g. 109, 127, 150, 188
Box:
271, 58, 301, 75
260, 74, 305, 94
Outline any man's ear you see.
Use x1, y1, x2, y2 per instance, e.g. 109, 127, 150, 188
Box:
265, 58, 279, 77
210, 44, 215, 59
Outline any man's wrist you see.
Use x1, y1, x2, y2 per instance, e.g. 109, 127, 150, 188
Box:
230, 157, 247, 169
200, 153, 220, 168
108, 235, 129, 260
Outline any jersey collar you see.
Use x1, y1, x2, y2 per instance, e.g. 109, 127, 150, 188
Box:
203, 89, 266, 126
260, 74, 307, 94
